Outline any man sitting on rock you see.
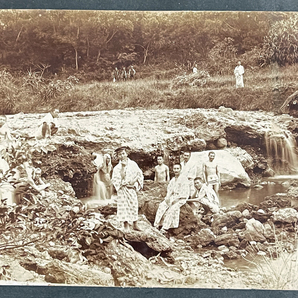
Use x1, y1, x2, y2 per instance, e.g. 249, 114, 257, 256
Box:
13, 161, 50, 204
154, 163, 189, 234
35, 109, 59, 139
188, 177, 220, 215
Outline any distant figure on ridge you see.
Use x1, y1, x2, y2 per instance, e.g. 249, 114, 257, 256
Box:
128, 65, 136, 80
154, 155, 170, 183
192, 63, 198, 74
203, 151, 220, 196
234, 61, 245, 88
120, 67, 127, 81
112, 67, 119, 82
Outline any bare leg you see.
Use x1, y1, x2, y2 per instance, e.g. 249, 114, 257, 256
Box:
132, 221, 141, 231
213, 183, 219, 197
123, 221, 130, 232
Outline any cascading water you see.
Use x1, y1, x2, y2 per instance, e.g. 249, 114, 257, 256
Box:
265, 123, 298, 174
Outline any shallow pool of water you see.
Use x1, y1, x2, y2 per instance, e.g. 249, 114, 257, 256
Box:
218, 182, 288, 208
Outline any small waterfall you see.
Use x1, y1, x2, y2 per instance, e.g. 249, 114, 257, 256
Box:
265, 124, 298, 174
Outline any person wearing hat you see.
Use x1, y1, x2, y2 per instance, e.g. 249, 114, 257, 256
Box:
35, 109, 59, 139
111, 146, 143, 232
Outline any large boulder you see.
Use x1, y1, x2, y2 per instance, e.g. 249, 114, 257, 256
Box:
193, 228, 216, 247
224, 147, 254, 171
181, 150, 251, 187
211, 210, 242, 229
273, 208, 298, 223
214, 233, 240, 247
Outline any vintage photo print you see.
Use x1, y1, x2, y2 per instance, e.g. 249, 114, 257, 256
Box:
0, 9, 297, 290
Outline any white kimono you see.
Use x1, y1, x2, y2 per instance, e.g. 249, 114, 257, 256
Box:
154, 175, 189, 230
112, 158, 143, 223
234, 65, 245, 88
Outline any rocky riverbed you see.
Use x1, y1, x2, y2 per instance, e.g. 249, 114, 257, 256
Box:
1, 107, 298, 289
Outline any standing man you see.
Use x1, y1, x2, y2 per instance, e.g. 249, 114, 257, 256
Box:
202, 151, 220, 196
154, 155, 170, 183
192, 63, 198, 74
111, 146, 144, 232
180, 150, 196, 196
180, 151, 191, 170
234, 61, 245, 88
128, 65, 136, 80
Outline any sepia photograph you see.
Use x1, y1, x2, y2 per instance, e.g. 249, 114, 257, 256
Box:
0, 9, 298, 291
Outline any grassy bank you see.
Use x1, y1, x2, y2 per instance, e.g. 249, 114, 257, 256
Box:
3, 65, 298, 114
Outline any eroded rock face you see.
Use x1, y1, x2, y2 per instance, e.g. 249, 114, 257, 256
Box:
225, 125, 265, 147
32, 142, 97, 198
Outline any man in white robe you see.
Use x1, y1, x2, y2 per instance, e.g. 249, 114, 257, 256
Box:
154, 163, 189, 233
188, 177, 220, 214
111, 146, 143, 232
234, 61, 245, 88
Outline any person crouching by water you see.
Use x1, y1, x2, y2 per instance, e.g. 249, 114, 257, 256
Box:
188, 177, 220, 216
111, 146, 144, 233
154, 163, 189, 234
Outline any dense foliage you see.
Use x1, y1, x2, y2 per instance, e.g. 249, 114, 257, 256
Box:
0, 10, 292, 78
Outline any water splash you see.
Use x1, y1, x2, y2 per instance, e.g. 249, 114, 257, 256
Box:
265, 123, 298, 174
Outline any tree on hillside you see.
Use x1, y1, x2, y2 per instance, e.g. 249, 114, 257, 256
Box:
263, 14, 298, 66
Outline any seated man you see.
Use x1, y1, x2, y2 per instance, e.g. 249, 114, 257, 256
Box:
154, 163, 189, 233
188, 177, 220, 215
13, 162, 50, 204
35, 109, 59, 139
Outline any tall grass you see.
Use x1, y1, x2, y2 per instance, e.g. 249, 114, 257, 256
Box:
2, 64, 298, 114
243, 227, 298, 290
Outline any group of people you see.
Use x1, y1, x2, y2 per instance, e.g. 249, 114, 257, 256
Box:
0, 111, 58, 205
188, 60, 245, 88
112, 65, 136, 82
153, 151, 220, 234
101, 145, 221, 233
0, 109, 222, 235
